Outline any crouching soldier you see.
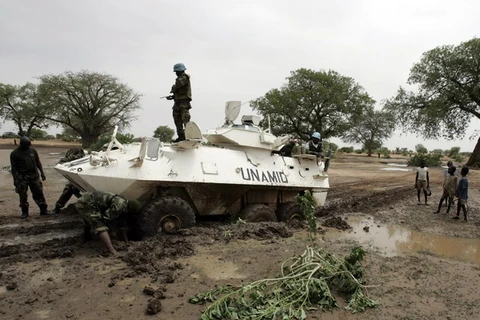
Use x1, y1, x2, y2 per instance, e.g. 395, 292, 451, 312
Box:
75, 191, 141, 255
51, 147, 86, 214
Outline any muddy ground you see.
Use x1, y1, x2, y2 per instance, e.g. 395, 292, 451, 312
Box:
0, 146, 479, 320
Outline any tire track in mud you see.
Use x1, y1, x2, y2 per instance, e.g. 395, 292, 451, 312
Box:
318, 184, 412, 216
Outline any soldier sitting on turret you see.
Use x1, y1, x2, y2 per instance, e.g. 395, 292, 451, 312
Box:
305, 132, 324, 158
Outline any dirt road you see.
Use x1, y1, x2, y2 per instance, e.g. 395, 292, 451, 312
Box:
1, 147, 479, 320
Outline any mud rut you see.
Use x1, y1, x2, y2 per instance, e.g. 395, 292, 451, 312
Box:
0, 180, 413, 267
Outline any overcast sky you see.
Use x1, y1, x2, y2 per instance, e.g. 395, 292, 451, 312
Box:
1, 0, 479, 151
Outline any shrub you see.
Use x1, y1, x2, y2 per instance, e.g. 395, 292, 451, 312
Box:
354, 149, 363, 154
431, 149, 444, 156
89, 132, 135, 151
447, 146, 461, 157
378, 147, 390, 158
322, 141, 338, 152
339, 146, 354, 153
408, 153, 441, 167
453, 153, 464, 163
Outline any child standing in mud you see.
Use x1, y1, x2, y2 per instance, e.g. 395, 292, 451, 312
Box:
415, 160, 430, 205
435, 166, 457, 214
454, 166, 469, 221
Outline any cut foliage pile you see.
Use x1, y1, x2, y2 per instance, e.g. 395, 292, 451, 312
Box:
189, 246, 378, 319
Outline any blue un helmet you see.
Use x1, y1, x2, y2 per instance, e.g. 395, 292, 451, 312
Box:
173, 63, 186, 72
311, 132, 321, 140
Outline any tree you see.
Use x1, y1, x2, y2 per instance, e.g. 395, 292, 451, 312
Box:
2, 132, 19, 139
447, 146, 461, 157
415, 144, 428, 154
153, 125, 174, 142
0, 83, 50, 137
29, 128, 48, 140
383, 38, 480, 167
341, 109, 395, 156
364, 140, 383, 156
323, 141, 338, 152
377, 147, 391, 158
90, 132, 135, 151
250, 68, 374, 141
38, 71, 141, 147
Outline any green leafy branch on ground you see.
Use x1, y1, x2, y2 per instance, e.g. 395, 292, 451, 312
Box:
189, 246, 378, 319
297, 191, 317, 241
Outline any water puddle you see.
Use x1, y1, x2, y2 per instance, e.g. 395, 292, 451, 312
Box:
380, 163, 411, 171
325, 216, 480, 264
380, 167, 412, 172
180, 254, 246, 280
387, 163, 408, 167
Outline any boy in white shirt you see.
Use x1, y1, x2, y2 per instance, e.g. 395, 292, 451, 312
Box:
415, 160, 430, 205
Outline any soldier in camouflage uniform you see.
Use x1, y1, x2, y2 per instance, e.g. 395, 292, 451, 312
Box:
75, 191, 141, 255
167, 63, 192, 142
10, 136, 48, 219
51, 147, 86, 214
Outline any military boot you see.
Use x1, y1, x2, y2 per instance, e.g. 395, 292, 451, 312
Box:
20, 207, 29, 219
172, 133, 186, 143
39, 204, 49, 216
50, 205, 62, 215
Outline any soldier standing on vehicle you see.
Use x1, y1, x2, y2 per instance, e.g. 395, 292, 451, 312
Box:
167, 63, 192, 142
51, 147, 86, 214
75, 191, 141, 255
10, 136, 48, 219
305, 132, 324, 158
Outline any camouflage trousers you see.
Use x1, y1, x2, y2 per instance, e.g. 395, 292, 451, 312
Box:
77, 208, 110, 235
172, 100, 191, 137
15, 175, 47, 209
55, 183, 81, 209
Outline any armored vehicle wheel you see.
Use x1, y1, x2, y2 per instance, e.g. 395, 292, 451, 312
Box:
276, 202, 304, 222
138, 196, 196, 237
239, 204, 277, 222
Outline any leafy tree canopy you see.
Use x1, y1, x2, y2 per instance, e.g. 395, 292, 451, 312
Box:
38, 71, 141, 147
415, 144, 428, 154
0, 83, 50, 137
342, 109, 395, 156
383, 38, 480, 166
251, 68, 375, 141
153, 125, 174, 142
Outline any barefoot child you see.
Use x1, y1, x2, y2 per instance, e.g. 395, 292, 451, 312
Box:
415, 160, 430, 205
435, 166, 457, 214
454, 166, 469, 221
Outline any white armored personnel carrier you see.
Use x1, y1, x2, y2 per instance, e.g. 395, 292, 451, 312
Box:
54, 102, 329, 237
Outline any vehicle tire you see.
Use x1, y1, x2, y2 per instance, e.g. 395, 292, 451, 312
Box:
239, 204, 277, 222
137, 196, 196, 237
276, 202, 304, 222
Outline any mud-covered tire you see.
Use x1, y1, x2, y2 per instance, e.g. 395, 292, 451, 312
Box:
239, 204, 277, 222
137, 196, 196, 237
276, 202, 304, 222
